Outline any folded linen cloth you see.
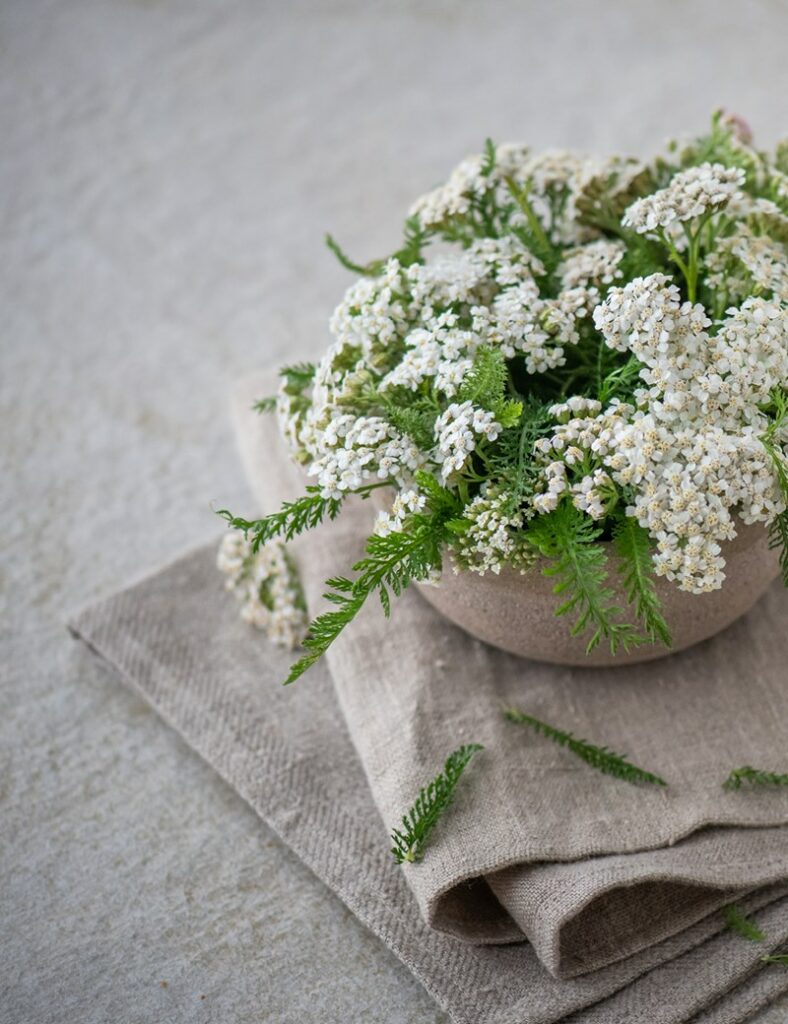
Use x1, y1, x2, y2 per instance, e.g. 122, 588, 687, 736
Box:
232, 371, 788, 976
68, 371, 788, 1024
69, 547, 788, 1024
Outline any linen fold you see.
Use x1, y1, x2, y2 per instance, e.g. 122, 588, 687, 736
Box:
66, 370, 788, 1023
233, 370, 788, 979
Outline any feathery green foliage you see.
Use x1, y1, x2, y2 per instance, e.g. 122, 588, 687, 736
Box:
760, 388, 788, 585
326, 215, 429, 278
504, 708, 668, 786
597, 356, 642, 405
723, 766, 788, 791
324, 233, 376, 276
280, 362, 317, 391
252, 395, 277, 414
480, 137, 497, 177
392, 214, 430, 268
618, 232, 668, 281
675, 110, 765, 188
217, 488, 344, 553
285, 508, 451, 684
613, 515, 672, 647
383, 400, 438, 450
527, 502, 645, 654
768, 512, 788, 586
456, 347, 522, 428
486, 397, 552, 510
504, 176, 561, 275
282, 472, 461, 683
390, 744, 484, 863
722, 904, 766, 942
457, 345, 507, 406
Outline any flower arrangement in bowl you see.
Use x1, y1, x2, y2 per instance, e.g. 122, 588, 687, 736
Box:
221, 114, 788, 679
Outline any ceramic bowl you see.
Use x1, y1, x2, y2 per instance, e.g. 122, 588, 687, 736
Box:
410, 520, 780, 666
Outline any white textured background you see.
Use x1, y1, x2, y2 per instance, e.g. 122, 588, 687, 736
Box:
2, 2, 787, 1022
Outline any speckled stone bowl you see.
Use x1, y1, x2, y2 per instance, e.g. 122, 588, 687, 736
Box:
413, 520, 781, 667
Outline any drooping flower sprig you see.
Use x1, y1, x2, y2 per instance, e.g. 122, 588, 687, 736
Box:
221, 113, 788, 681
217, 532, 308, 650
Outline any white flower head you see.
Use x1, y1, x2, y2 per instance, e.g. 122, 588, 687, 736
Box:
622, 163, 745, 234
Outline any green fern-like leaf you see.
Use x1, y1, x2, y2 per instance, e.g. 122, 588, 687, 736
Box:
457, 346, 507, 408
768, 512, 788, 586
597, 356, 643, 405
504, 708, 668, 787
413, 469, 464, 518
760, 388, 788, 585
280, 362, 317, 391
383, 401, 437, 450
390, 744, 484, 863
722, 904, 766, 942
324, 233, 377, 276
485, 397, 553, 511
252, 395, 277, 414
217, 488, 344, 553
326, 214, 428, 278
504, 176, 561, 274
723, 766, 788, 791
613, 514, 672, 648
526, 502, 645, 654
618, 231, 669, 281
285, 510, 449, 683
480, 137, 497, 177
392, 214, 430, 268
455, 346, 523, 432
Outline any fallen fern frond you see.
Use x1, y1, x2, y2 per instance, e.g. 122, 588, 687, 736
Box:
504, 708, 667, 787
390, 744, 484, 864
723, 766, 788, 791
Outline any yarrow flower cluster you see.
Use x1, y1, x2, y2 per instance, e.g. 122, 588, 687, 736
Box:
622, 163, 745, 233
453, 485, 535, 575
434, 400, 502, 479
217, 532, 308, 649
222, 113, 788, 677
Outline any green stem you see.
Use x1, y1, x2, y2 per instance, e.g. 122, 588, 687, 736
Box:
658, 228, 690, 292
505, 176, 552, 254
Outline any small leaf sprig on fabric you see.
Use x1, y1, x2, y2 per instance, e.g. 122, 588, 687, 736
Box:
504, 708, 668, 787
723, 766, 788, 791
390, 744, 484, 864
761, 953, 788, 966
722, 903, 788, 968
722, 903, 766, 942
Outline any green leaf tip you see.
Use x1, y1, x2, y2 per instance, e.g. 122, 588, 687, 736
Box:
217, 489, 345, 555
252, 395, 277, 414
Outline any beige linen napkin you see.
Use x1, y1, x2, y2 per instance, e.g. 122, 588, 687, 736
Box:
232, 371, 788, 981
67, 371, 788, 1024
69, 547, 788, 1024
